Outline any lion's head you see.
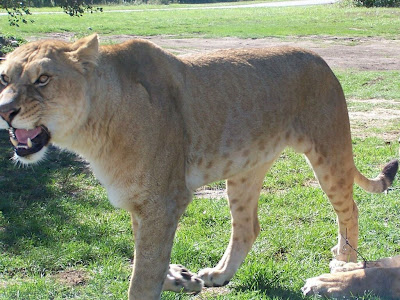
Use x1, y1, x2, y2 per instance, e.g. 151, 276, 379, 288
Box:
0, 34, 99, 164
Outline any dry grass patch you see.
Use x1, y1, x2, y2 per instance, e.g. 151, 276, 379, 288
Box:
53, 269, 89, 287
348, 98, 400, 140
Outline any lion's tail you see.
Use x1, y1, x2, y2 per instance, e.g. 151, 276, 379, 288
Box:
354, 159, 398, 193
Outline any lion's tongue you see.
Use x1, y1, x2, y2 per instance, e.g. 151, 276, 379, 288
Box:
15, 127, 42, 144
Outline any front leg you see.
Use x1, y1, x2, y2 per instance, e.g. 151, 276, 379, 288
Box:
128, 200, 181, 300
130, 212, 203, 295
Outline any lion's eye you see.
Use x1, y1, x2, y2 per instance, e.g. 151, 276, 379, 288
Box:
0, 74, 9, 86
35, 75, 50, 87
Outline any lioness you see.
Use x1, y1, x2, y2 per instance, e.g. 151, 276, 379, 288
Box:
0, 35, 397, 299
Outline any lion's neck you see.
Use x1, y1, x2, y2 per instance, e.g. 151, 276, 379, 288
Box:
56, 45, 188, 189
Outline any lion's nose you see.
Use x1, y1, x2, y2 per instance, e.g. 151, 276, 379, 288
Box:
0, 86, 20, 125
0, 108, 19, 124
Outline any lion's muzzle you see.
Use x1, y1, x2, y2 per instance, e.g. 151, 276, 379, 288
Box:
8, 126, 51, 157
0, 100, 51, 159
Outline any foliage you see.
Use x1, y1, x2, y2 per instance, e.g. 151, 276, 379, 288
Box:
0, 35, 25, 56
0, 0, 102, 26
354, 0, 400, 7
58, 0, 103, 17
0, 0, 32, 26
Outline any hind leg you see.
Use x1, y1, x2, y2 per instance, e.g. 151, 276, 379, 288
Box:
305, 147, 358, 262
198, 162, 274, 287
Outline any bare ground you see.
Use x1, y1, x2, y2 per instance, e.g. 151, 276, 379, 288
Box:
37, 33, 400, 71
129, 36, 400, 71
53, 269, 88, 286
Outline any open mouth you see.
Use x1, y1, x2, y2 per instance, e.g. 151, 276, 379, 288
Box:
8, 126, 51, 157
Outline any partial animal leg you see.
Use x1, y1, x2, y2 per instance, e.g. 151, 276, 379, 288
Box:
302, 267, 400, 298
330, 255, 400, 273
198, 162, 274, 287
129, 198, 203, 298
305, 147, 358, 262
162, 264, 203, 293
127, 186, 193, 300
128, 206, 178, 299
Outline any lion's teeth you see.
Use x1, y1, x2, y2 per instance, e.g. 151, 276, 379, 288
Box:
10, 137, 19, 147
27, 138, 33, 148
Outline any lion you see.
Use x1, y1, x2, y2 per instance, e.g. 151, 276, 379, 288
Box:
0, 34, 398, 299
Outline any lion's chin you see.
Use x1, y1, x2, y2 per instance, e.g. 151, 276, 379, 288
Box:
8, 125, 51, 165
12, 146, 48, 165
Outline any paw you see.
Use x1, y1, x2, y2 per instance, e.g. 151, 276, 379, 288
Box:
301, 276, 333, 296
198, 268, 231, 287
302, 274, 348, 298
329, 258, 347, 271
162, 264, 204, 293
331, 244, 357, 262
301, 277, 323, 296
330, 259, 364, 273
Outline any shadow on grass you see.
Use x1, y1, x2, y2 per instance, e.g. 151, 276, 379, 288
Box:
258, 287, 303, 300
233, 281, 304, 300
0, 130, 92, 251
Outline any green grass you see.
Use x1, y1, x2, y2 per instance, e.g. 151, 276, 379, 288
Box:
0, 141, 133, 299
4, 0, 291, 13
336, 70, 400, 100
1, 5, 400, 38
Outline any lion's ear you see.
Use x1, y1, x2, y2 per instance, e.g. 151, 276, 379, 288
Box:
68, 34, 99, 73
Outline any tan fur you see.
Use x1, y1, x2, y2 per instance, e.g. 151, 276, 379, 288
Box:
302, 256, 400, 298
0, 35, 397, 299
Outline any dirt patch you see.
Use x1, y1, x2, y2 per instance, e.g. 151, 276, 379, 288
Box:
142, 36, 400, 71
194, 188, 227, 199
348, 98, 400, 140
31, 34, 400, 71
195, 286, 231, 298
53, 270, 88, 287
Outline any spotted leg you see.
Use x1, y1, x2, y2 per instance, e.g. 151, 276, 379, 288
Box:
305, 146, 358, 263
198, 162, 274, 287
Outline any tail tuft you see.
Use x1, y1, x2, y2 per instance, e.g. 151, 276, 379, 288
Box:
381, 159, 399, 187
355, 159, 398, 193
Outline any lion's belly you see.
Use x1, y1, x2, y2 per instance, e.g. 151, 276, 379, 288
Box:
185, 136, 285, 190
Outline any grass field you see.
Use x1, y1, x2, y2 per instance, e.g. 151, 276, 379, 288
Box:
1, 2, 400, 299
1, 4, 400, 38
1, 0, 291, 14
